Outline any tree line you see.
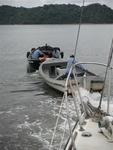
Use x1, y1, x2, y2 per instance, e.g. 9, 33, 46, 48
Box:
0, 3, 113, 24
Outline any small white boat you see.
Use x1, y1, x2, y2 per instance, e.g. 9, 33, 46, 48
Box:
39, 58, 104, 94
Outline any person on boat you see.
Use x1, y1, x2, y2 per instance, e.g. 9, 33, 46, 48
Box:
31, 48, 36, 53
38, 54, 46, 63
26, 48, 36, 58
48, 52, 52, 58
57, 55, 76, 79
31, 48, 43, 59
65, 55, 77, 75
57, 55, 85, 79
66, 55, 85, 76
52, 48, 60, 58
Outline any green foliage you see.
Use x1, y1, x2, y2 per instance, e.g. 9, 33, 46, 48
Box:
0, 3, 113, 24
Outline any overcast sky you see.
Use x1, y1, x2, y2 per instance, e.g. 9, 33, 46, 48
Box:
0, 0, 113, 8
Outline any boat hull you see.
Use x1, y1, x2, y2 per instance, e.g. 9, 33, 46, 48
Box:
39, 59, 104, 94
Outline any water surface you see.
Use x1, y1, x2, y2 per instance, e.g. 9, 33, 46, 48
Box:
0, 24, 113, 150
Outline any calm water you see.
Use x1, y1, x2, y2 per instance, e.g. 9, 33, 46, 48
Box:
0, 24, 113, 150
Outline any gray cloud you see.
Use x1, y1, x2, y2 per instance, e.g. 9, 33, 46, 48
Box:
0, 0, 113, 8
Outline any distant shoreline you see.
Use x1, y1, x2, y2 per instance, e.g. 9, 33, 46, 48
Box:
0, 23, 113, 25
0, 4, 113, 24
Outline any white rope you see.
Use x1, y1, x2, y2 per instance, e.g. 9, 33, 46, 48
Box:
49, 0, 86, 148
69, 79, 81, 118
73, 68, 86, 117
65, 87, 76, 150
49, 94, 65, 150
58, 119, 67, 150
49, 67, 73, 150
69, 72, 86, 131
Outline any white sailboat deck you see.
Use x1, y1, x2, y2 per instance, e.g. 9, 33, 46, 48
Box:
76, 119, 113, 150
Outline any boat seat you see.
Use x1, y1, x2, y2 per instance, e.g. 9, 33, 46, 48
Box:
56, 67, 66, 76
56, 67, 86, 80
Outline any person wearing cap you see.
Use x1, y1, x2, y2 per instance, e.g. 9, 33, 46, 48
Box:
57, 55, 76, 79
57, 55, 85, 80
31, 48, 43, 59
65, 55, 77, 75
52, 48, 60, 58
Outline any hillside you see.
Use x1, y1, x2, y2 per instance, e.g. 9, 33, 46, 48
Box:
0, 3, 113, 24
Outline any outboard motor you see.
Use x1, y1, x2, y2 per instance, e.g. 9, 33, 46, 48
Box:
60, 52, 64, 58
26, 51, 30, 58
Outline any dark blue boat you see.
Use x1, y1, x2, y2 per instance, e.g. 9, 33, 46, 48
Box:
26, 44, 64, 73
